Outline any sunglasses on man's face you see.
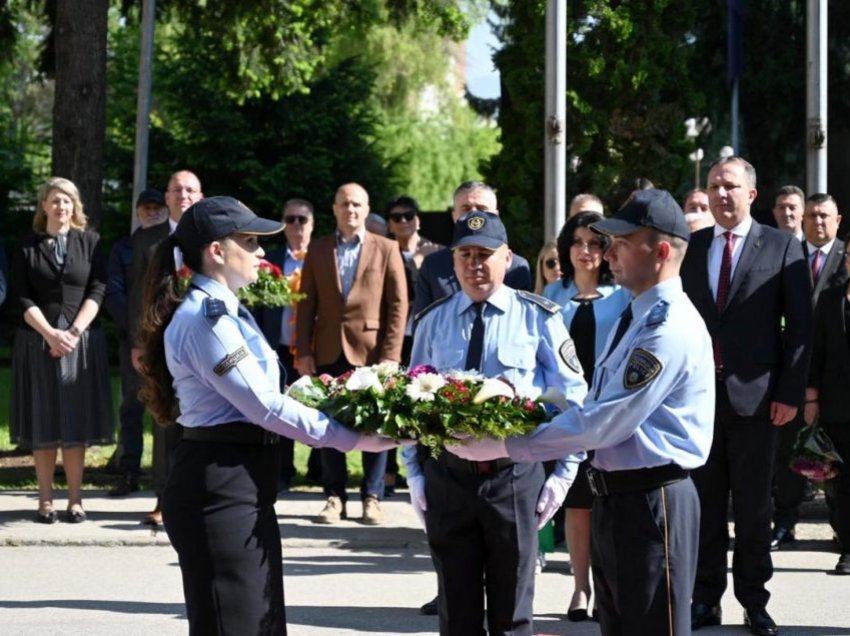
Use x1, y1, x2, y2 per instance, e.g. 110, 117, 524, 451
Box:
389, 211, 416, 223
284, 215, 310, 225
544, 258, 559, 270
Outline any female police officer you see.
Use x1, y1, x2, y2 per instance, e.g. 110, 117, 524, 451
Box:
136, 196, 396, 635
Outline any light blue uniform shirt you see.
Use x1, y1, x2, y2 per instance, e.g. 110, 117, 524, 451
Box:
543, 280, 632, 359
165, 274, 358, 450
402, 284, 588, 479
508, 277, 715, 471
336, 230, 364, 301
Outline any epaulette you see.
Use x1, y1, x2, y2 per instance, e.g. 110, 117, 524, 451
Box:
646, 300, 670, 327
202, 297, 228, 320
414, 294, 453, 324
516, 289, 560, 314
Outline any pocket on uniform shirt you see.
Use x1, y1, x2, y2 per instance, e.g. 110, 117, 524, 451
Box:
496, 343, 536, 370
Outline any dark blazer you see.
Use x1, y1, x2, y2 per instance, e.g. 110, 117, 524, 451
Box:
104, 234, 134, 336
128, 220, 170, 345
809, 282, 850, 422
254, 244, 289, 347
295, 232, 408, 367
803, 238, 847, 308
412, 247, 533, 317
681, 220, 812, 417
12, 230, 107, 329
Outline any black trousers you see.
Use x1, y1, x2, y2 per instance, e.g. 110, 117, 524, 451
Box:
318, 356, 386, 503
592, 477, 699, 636
162, 438, 285, 635
423, 456, 543, 636
153, 420, 182, 498
772, 412, 808, 530
822, 421, 850, 553
116, 335, 145, 474
693, 381, 776, 609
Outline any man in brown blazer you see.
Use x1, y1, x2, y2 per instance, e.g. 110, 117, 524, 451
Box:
295, 183, 408, 525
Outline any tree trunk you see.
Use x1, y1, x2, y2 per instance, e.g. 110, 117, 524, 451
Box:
51, 0, 108, 229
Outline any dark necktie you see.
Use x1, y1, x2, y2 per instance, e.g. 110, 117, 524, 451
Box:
238, 303, 264, 337
465, 302, 485, 371
811, 248, 823, 284
714, 231, 735, 368
716, 231, 734, 312
604, 304, 632, 361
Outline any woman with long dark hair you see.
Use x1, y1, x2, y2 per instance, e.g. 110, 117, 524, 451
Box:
543, 211, 631, 621
137, 196, 397, 635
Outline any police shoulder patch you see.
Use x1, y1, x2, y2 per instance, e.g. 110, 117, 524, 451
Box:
516, 289, 560, 314
559, 338, 582, 374
214, 346, 249, 376
646, 300, 670, 327
623, 347, 662, 390
203, 298, 228, 319
413, 294, 452, 324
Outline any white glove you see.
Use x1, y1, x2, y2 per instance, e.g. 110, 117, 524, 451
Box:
353, 434, 399, 453
444, 437, 509, 461
536, 473, 572, 530
407, 475, 427, 530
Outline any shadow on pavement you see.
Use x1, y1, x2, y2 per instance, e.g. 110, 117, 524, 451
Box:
0, 599, 185, 616
284, 550, 434, 577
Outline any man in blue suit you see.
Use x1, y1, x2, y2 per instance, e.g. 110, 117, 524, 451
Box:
682, 156, 812, 636
413, 181, 533, 318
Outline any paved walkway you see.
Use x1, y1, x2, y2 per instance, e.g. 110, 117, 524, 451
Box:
0, 489, 847, 635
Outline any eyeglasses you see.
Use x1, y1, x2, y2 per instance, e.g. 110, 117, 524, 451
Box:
544, 258, 559, 270
571, 238, 604, 251
389, 211, 416, 223
284, 215, 310, 225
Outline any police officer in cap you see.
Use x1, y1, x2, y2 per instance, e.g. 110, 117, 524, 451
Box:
449, 190, 716, 635
402, 210, 587, 635
135, 196, 397, 635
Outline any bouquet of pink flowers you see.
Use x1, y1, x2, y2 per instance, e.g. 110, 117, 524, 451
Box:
287, 363, 564, 456
789, 424, 843, 482
176, 260, 304, 308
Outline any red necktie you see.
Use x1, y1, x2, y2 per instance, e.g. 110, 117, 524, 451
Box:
811, 248, 822, 284
714, 231, 735, 367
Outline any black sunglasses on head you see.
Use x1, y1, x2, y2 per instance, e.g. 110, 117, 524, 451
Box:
389, 211, 416, 222
284, 215, 310, 225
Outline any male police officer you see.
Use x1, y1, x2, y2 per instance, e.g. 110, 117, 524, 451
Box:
402, 211, 587, 636
449, 190, 715, 635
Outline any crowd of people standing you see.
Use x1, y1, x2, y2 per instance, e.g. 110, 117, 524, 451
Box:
3, 158, 849, 635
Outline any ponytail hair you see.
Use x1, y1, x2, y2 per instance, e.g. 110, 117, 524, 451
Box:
137, 235, 202, 424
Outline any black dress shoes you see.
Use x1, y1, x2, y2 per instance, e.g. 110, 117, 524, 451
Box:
691, 603, 722, 630
36, 509, 58, 524
744, 607, 778, 636
770, 526, 796, 551
419, 595, 439, 616
109, 472, 141, 497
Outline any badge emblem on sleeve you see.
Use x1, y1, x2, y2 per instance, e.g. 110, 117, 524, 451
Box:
623, 348, 662, 389
559, 339, 582, 374
214, 346, 249, 376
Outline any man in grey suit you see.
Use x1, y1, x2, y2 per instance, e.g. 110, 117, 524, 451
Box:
128, 169, 204, 526
682, 156, 811, 636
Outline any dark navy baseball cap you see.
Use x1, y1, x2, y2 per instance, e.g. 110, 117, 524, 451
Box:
175, 196, 283, 250
136, 188, 165, 207
591, 189, 691, 241
451, 211, 508, 250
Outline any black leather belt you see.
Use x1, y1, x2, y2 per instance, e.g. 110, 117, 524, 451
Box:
437, 449, 515, 476
586, 464, 688, 496
181, 423, 280, 446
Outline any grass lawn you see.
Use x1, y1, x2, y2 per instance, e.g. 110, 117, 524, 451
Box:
0, 363, 368, 489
